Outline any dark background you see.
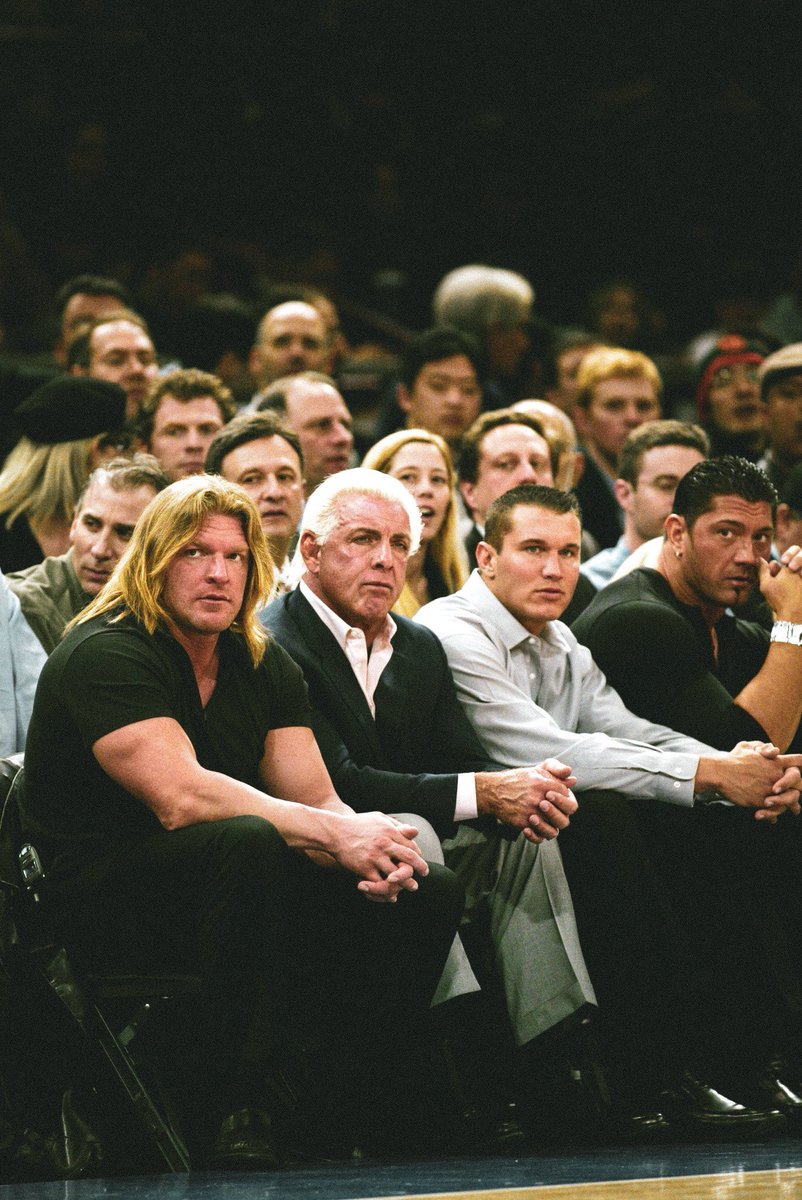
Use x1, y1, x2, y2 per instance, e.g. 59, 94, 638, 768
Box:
1, 0, 801, 347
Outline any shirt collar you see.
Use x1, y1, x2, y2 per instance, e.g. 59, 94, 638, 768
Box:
461, 568, 571, 655
299, 578, 397, 652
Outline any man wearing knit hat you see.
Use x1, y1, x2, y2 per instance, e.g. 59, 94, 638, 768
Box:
695, 334, 768, 459
758, 344, 802, 491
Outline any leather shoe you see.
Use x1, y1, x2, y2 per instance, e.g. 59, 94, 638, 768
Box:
659, 1073, 786, 1141
737, 1062, 802, 1132
208, 1108, 279, 1171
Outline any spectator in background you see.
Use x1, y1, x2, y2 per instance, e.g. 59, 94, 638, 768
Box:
68, 311, 159, 420
458, 409, 553, 568
206, 411, 305, 591
758, 344, 802, 492
137, 368, 236, 483
0, 378, 128, 572
249, 301, 330, 399
433, 265, 535, 407
694, 335, 768, 460
581, 420, 708, 591
52, 275, 133, 368
572, 348, 662, 551
542, 331, 605, 415
7, 455, 168, 653
173, 294, 258, 409
395, 328, 484, 451
362, 429, 467, 616
257, 372, 354, 493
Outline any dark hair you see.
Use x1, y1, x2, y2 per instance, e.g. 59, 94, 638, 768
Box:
458, 408, 548, 484
485, 484, 581, 550
205, 410, 304, 476
175, 294, 257, 371
399, 326, 484, 390
137, 368, 235, 443
672, 456, 777, 528
618, 420, 709, 487
66, 309, 152, 371
55, 274, 133, 320
541, 329, 602, 390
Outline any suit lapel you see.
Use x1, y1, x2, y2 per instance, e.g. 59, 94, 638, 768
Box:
287, 591, 385, 758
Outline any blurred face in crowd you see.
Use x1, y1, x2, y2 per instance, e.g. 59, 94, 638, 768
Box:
250, 302, 329, 387
706, 362, 765, 437
283, 379, 354, 491
386, 440, 451, 545
477, 504, 581, 636
765, 372, 802, 466
84, 319, 158, 418
398, 355, 482, 446
219, 435, 304, 554
575, 376, 660, 472
70, 477, 156, 595
149, 394, 226, 482
460, 423, 553, 527
617, 444, 706, 543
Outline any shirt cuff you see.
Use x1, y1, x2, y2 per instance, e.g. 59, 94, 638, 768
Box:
455, 773, 478, 821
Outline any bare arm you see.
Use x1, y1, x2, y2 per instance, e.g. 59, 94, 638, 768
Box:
92, 717, 428, 899
736, 559, 802, 749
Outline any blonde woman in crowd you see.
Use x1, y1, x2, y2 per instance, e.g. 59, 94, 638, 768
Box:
362, 428, 466, 616
0, 378, 128, 572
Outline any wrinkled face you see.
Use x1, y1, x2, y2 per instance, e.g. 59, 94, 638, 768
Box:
150, 395, 225, 482
253, 303, 328, 385
69, 478, 156, 595
284, 381, 353, 490
625, 444, 706, 542
706, 361, 765, 436
386, 441, 451, 544
301, 494, 412, 640
87, 320, 158, 418
220, 435, 304, 547
478, 505, 580, 636
676, 494, 773, 609
577, 376, 661, 467
765, 372, 802, 464
399, 355, 482, 444
461, 424, 553, 526
162, 514, 250, 640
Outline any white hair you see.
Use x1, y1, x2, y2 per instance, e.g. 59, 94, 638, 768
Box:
300, 467, 422, 554
432, 264, 534, 335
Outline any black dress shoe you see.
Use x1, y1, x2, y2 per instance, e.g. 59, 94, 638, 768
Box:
457, 1102, 527, 1155
738, 1063, 802, 1132
659, 1073, 786, 1141
208, 1108, 279, 1171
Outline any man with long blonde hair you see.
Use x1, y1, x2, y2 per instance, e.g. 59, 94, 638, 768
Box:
19, 474, 463, 1168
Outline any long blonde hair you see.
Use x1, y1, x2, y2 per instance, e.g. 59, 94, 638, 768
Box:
72, 475, 275, 666
0, 436, 94, 529
362, 429, 466, 615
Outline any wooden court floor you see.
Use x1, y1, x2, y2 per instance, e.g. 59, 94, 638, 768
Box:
4, 1142, 802, 1200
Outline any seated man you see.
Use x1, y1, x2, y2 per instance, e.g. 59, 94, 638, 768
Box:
19, 475, 463, 1168
256, 372, 354, 493
8, 455, 168, 652
205, 411, 304, 589
417, 483, 802, 1128
572, 457, 802, 751
261, 469, 597, 1128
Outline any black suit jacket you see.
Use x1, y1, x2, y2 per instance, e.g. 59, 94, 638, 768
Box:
262, 588, 499, 835
573, 453, 623, 551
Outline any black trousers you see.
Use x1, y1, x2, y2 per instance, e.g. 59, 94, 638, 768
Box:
48, 816, 464, 1126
